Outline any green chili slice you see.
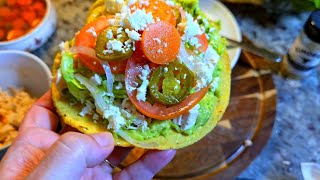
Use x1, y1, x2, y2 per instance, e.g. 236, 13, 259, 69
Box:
149, 62, 194, 106
95, 26, 133, 62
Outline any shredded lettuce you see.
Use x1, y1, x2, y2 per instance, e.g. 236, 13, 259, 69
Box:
61, 53, 88, 102
74, 74, 108, 115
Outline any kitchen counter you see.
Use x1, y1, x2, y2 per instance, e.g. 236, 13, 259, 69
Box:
227, 5, 320, 180
34, 0, 320, 179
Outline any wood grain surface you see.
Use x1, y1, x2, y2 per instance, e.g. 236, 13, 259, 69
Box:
121, 52, 277, 180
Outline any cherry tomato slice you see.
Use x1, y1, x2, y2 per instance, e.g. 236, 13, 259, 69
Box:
131, 0, 176, 26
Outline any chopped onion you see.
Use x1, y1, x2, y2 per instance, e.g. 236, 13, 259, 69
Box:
71, 46, 114, 97
117, 129, 159, 148
74, 74, 107, 115
100, 61, 114, 97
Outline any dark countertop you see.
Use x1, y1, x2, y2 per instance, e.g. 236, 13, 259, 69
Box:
33, 1, 320, 179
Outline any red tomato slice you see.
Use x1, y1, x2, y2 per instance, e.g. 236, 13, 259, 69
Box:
197, 33, 209, 52
125, 55, 208, 120
74, 46, 127, 74
75, 15, 113, 48
74, 15, 129, 74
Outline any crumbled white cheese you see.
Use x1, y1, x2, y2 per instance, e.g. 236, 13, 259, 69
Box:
210, 77, 220, 92
103, 50, 114, 55
153, 38, 161, 45
115, 82, 123, 90
178, 44, 220, 91
86, 27, 97, 38
125, 29, 141, 41
136, 65, 151, 101
166, 0, 175, 6
128, 9, 154, 31
180, 13, 202, 48
209, 27, 215, 33
189, 37, 201, 48
106, 29, 113, 39
138, 0, 150, 6
164, 67, 168, 73
127, 86, 137, 93
163, 42, 168, 47
90, 74, 102, 86
193, 60, 215, 91
117, 27, 123, 34
203, 45, 220, 63
79, 101, 95, 117
107, 39, 123, 52
104, 104, 126, 132
173, 104, 200, 130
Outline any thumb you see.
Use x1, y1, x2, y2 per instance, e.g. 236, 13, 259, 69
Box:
27, 132, 114, 180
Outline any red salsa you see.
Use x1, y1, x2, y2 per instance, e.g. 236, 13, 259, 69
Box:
0, 0, 47, 42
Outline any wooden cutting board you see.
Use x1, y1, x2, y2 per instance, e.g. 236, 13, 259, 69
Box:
122, 51, 277, 180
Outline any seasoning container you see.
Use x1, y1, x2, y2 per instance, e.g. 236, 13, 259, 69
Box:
281, 10, 320, 78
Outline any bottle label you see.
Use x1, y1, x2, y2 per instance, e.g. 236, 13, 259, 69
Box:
288, 31, 320, 70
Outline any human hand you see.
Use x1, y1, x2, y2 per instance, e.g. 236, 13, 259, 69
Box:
0, 91, 176, 180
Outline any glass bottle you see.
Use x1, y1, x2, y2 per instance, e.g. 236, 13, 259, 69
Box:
281, 10, 320, 78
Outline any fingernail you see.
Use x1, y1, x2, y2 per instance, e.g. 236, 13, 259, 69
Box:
163, 150, 176, 159
91, 132, 114, 148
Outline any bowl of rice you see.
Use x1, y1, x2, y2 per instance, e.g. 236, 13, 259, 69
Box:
0, 50, 51, 159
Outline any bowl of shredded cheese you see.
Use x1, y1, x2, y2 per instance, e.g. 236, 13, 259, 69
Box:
0, 50, 51, 159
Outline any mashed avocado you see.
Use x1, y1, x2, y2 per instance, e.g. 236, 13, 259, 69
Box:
125, 58, 223, 140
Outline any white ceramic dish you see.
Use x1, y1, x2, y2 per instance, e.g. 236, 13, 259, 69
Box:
0, 50, 52, 97
0, 50, 52, 159
0, 0, 57, 51
200, 0, 242, 69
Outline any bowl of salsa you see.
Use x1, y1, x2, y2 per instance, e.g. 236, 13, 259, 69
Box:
0, 0, 56, 51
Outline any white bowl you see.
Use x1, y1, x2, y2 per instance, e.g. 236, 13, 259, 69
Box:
0, 0, 57, 51
0, 50, 52, 159
0, 50, 52, 97
200, 0, 242, 69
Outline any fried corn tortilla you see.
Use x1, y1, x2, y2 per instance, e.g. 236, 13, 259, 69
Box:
51, 0, 230, 150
